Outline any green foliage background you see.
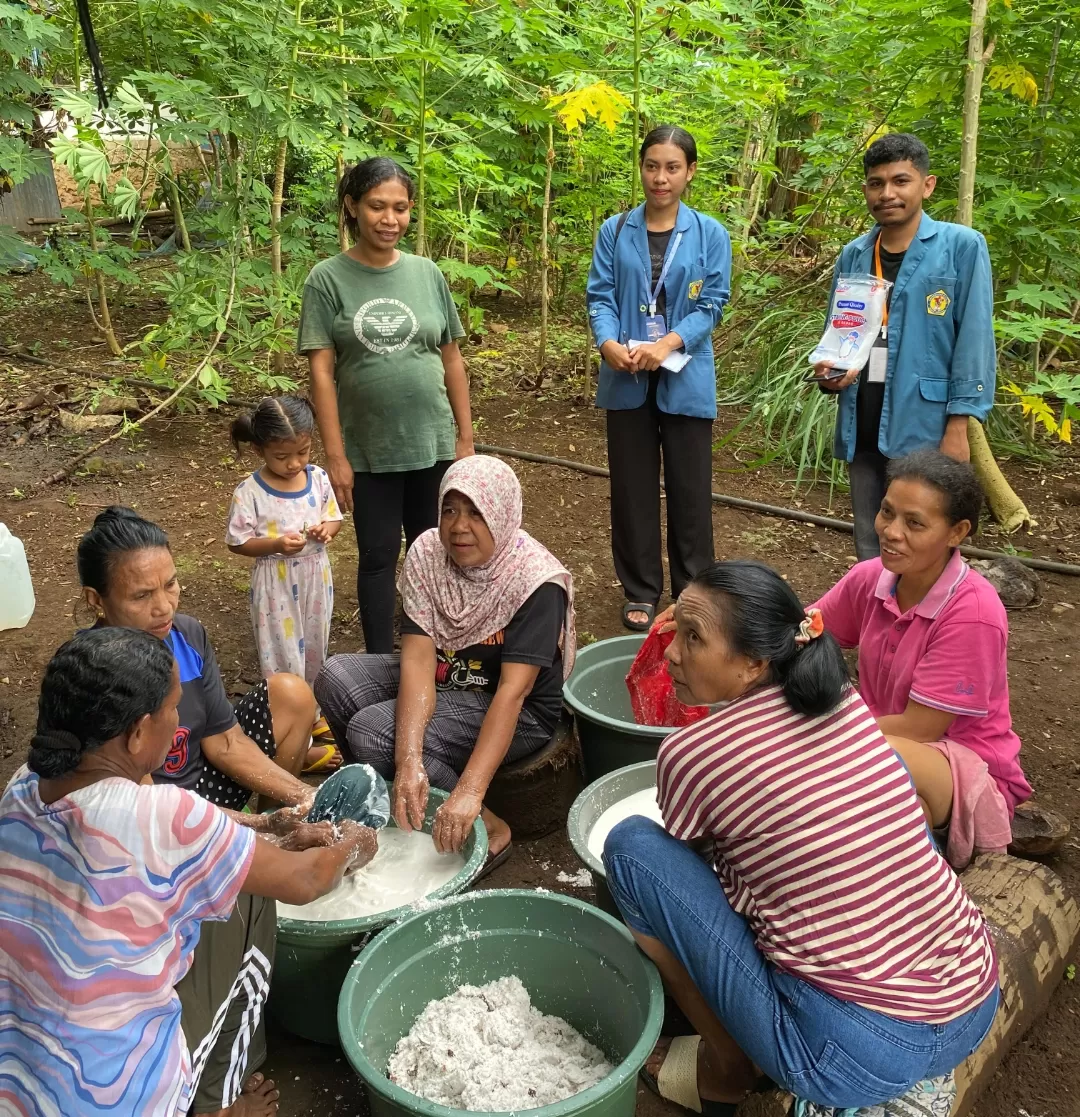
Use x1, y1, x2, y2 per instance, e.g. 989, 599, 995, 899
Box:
2, 0, 1079, 475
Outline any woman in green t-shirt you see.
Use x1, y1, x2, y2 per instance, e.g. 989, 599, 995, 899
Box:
300, 158, 475, 654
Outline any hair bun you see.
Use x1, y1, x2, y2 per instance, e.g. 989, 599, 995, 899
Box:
30, 727, 83, 753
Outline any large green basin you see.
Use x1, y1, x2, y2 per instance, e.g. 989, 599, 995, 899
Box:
268, 785, 487, 1045
567, 761, 657, 918
563, 636, 674, 782
338, 889, 664, 1117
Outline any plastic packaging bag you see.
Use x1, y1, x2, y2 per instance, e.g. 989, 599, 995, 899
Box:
808, 273, 892, 371
625, 628, 709, 728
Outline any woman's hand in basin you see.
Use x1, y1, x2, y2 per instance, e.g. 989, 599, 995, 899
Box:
432, 783, 484, 854
392, 757, 430, 834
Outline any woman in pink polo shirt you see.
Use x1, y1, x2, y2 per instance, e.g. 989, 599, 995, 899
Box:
811, 449, 1031, 868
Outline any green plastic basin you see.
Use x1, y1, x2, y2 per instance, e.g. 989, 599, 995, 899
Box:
567, 761, 657, 918
563, 636, 674, 783
268, 785, 487, 1045
338, 889, 664, 1117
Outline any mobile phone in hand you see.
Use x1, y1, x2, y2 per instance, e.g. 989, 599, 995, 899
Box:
803, 368, 848, 383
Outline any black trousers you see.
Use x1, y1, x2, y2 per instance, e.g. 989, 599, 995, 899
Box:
606, 381, 715, 606
353, 461, 452, 654
849, 449, 888, 561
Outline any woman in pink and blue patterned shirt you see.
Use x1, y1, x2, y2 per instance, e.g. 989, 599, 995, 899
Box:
0, 627, 377, 1117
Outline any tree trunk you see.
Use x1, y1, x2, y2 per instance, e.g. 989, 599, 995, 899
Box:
732, 107, 777, 298
337, 5, 350, 252
956, 0, 992, 226
416, 60, 428, 255
968, 419, 1031, 532
271, 0, 303, 373
586, 165, 599, 377
167, 177, 191, 252
85, 194, 123, 357
229, 134, 253, 258
955, 0, 1030, 531
630, 0, 642, 206
536, 123, 555, 389
414, 2, 430, 257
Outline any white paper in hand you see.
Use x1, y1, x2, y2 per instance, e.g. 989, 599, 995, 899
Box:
628, 342, 692, 373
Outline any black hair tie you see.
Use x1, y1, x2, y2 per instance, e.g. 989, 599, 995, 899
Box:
31, 728, 83, 753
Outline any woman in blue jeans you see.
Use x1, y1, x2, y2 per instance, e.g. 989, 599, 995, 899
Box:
602, 561, 999, 1115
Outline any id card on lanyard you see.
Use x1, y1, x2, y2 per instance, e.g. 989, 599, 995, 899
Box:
868, 234, 889, 384
645, 231, 683, 342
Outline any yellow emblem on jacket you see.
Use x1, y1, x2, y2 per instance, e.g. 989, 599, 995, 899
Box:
926, 289, 951, 316
688, 279, 703, 300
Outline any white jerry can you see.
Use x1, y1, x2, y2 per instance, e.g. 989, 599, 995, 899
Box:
0, 523, 35, 630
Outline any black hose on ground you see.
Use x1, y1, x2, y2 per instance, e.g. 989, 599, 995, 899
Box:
475, 442, 1080, 578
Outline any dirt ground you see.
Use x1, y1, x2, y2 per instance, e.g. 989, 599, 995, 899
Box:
1, 274, 1079, 1117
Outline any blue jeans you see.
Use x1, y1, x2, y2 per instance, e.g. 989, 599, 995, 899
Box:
602, 817, 999, 1109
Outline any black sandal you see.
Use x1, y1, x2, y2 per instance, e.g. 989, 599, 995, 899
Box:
475, 841, 514, 883
622, 602, 656, 632
639, 1036, 737, 1117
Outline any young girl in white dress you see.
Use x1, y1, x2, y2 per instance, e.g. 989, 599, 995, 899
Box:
226, 396, 343, 763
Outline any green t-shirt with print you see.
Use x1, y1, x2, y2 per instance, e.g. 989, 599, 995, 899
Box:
298, 252, 465, 473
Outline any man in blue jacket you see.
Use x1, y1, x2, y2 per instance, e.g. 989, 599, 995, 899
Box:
813, 133, 995, 559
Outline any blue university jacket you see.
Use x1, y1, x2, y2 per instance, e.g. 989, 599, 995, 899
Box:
586, 203, 732, 419
828, 212, 996, 461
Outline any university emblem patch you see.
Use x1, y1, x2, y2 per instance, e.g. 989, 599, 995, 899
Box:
926, 289, 951, 316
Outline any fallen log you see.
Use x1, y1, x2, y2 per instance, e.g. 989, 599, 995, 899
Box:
953, 853, 1079, 1114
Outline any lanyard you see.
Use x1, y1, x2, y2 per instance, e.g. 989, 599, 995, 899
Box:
873, 234, 889, 337
648, 231, 683, 317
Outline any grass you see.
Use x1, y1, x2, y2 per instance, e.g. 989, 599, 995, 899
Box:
717, 302, 846, 495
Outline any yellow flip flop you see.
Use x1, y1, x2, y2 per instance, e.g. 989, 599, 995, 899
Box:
303, 742, 342, 774
311, 716, 337, 746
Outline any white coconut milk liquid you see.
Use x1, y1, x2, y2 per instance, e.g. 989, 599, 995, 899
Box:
277, 827, 466, 921
586, 787, 664, 863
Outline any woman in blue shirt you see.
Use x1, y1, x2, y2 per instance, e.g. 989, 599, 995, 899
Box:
587, 126, 732, 630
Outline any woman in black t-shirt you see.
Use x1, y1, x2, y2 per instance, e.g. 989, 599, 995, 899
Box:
316, 455, 575, 874
76, 507, 319, 811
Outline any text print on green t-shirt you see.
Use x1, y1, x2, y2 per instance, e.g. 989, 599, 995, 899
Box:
354, 297, 420, 354
298, 253, 465, 473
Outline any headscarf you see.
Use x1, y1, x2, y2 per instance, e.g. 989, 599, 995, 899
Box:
400, 455, 576, 676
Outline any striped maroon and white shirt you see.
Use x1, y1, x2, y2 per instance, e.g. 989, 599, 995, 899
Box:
656, 684, 998, 1023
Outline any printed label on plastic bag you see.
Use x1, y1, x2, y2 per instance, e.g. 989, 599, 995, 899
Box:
808, 273, 892, 372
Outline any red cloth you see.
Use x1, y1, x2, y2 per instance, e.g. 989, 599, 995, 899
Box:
625, 628, 708, 728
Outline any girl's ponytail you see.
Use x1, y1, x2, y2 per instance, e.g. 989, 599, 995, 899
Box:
689, 560, 850, 717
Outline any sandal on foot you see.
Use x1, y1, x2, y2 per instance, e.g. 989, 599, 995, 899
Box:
311, 716, 337, 746
622, 602, 656, 632
475, 841, 514, 883
640, 1035, 737, 1117
302, 742, 342, 774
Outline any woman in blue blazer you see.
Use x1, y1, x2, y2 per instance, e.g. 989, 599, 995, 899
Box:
587, 126, 732, 630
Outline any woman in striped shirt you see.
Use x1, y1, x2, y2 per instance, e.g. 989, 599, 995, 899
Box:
602, 561, 999, 1116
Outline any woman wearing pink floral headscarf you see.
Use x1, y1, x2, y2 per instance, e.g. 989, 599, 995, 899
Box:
315, 455, 574, 874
